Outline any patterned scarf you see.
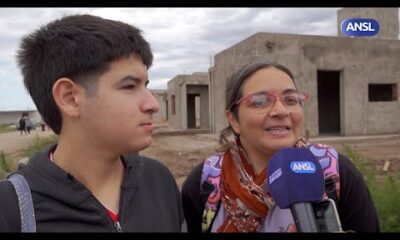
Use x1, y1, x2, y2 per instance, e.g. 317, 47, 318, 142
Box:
217, 137, 309, 232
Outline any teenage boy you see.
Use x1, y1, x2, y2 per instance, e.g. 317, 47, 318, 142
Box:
0, 14, 184, 232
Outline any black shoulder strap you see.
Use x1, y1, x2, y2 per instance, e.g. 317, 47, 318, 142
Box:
200, 180, 222, 232
200, 181, 214, 206
324, 177, 339, 207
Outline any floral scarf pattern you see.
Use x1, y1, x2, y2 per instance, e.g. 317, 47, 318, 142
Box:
217, 137, 309, 232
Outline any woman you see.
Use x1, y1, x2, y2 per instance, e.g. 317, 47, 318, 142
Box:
181, 59, 380, 232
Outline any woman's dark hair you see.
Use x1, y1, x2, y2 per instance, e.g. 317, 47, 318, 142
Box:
218, 58, 296, 151
17, 14, 153, 134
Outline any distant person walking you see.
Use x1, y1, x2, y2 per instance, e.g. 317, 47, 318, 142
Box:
25, 116, 33, 134
18, 113, 28, 135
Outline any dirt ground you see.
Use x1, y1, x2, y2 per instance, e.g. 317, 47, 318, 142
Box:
1, 126, 398, 189
140, 133, 220, 188
140, 131, 400, 189
0, 129, 54, 157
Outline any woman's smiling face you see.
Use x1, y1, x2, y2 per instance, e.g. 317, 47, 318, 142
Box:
229, 67, 305, 157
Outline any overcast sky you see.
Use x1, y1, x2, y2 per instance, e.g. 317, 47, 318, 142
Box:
0, 7, 370, 110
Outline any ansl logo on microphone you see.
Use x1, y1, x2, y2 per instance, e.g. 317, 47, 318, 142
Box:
290, 161, 316, 174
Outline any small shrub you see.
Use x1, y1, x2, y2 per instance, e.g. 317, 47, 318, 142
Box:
341, 144, 367, 175
20, 134, 58, 159
1, 135, 58, 179
0, 151, 12, 172
0, 151, 12, 179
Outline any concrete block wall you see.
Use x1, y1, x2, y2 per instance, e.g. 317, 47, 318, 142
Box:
150, 89, 167, 123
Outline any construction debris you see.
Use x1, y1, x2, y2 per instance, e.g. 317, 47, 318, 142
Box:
383, 160, 391, 172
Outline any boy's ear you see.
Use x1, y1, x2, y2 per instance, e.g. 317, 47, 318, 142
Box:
226, 110, 240, 135
52, 78, 84, 118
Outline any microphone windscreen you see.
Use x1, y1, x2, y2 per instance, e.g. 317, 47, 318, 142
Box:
267, 148, 324, 209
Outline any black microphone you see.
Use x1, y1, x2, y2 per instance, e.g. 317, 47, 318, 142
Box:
267, 148, 324, 232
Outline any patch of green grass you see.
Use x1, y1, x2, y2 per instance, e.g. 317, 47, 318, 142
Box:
0, 124, 15, 134
0, 151, 12, 172
341, 144, 367, 175
373, 176, 400, 232
20, 134, 58, 159
341, 144, 400, 232
1, 134, 58, 179
0, 151, 13, 179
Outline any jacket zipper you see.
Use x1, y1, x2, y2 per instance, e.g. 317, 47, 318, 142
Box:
115, 166, 127, 233
90, 195, 124, 232
114, 221, 122, 232
93, 161, 127, 232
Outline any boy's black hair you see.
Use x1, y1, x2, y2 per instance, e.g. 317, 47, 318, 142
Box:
17, 14, 153, 134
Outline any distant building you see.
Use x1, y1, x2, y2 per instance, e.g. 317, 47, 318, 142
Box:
167, 72, 209, 130
150, 89, 168, 123
209, 8, 400, 137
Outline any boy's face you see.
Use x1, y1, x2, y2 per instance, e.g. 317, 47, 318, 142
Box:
80, 54, 159, 154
